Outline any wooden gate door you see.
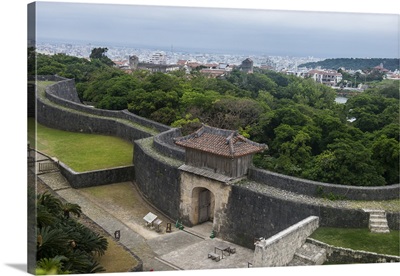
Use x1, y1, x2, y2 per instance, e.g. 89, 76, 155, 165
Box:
198, 189, 211, 223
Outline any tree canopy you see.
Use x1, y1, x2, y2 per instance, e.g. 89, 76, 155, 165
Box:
35, 50, 400, 186
301, 58, 400, 72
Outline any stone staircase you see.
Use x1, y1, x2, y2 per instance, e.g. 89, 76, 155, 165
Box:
287, 242, 327, 266
364, 209, 390, 233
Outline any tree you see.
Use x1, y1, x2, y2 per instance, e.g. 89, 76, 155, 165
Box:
371, 135, 399, 184
205, 97, 264, 130
36, 256, 70, 275
89, 47, 114, 66
36, 192, 107, 274
62, 202, 82, 219
304, 139, 386, 186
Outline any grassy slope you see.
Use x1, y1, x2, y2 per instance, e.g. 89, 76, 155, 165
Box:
28, 118, 133, 172
310, 227, 400, 256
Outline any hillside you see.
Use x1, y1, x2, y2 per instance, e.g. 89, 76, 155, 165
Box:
33, 49, 400, 186
301, 58, 399, 71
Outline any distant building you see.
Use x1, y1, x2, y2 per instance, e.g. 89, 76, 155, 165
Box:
128, 55, 139, 70
150, 52, 167, 65
373, 63, 389, 73
240, 58, 253, 74
199, 69, 226, 78
128, 54, 180, 73
306, 69, 342, 87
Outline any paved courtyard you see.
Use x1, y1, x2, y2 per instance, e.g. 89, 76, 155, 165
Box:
33, 154, 255, 272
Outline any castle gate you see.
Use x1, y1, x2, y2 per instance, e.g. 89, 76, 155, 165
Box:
179, 167, 232, 232
175, 125, 267, 233
198, 188, 213, 223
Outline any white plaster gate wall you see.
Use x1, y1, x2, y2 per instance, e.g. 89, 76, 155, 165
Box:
253, 216, 320, 267
179, 168, 232, 233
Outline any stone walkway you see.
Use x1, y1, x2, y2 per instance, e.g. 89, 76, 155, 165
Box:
36, 167, 255, 272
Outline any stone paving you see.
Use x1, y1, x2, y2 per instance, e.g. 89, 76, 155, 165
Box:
34, 162, 255, 272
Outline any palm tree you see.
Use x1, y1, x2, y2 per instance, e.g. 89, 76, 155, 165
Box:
62, 202, 82, 219
36, 255, 70, 275
35, 192, 108, 274
37, 227, 69, 260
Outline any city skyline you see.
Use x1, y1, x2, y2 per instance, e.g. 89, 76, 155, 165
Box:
33, 2, 399, 58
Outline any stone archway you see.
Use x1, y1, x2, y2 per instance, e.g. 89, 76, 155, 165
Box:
179, 169, 232, 232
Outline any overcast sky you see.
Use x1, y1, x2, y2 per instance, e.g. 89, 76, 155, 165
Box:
33, 2, 399, 58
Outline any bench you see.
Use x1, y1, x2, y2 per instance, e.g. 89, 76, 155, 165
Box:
208, 252, 221, 262
229, 247, 236, 254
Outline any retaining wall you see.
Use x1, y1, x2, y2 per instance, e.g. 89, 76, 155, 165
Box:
253, 216, 319, 267
46, 78, 81, 103
219, 184, 370, 248
307, 238, 400, 264
45, 79, 170, 133
36, 96, 153, 143
153, 128, 185, 161
134, 137, 183, 220
249, 167, 400, 200
59, 162, 135, 189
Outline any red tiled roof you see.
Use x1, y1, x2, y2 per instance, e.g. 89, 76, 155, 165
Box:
174, 125, 267, 158
177, 60, 187, 65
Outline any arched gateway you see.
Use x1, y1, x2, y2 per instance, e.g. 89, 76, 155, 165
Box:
174, 125, 267, 232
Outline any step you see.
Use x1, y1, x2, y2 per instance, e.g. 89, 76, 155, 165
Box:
363, 209, 386, 214
364, 209, 390, 233
288, 242, 327, 266
370, 225, 390, 231
369, 220, 389, 227
370, 214, 386, 219
364, 210, 386, 217
370, 227, 390, 233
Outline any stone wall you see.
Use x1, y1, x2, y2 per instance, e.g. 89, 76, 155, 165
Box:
134, 137, 183, 220
387, 212, 400, 230
253, 216, 319, 267
307, 238, 400, 264
36, 96, 153, 143
249, 167, 400, 201
59, 162, 134, 188
179, 170, 231, 229
219, 184, 369, 248
44, 80, 170, 133
153, 128, 185, 161
46, 78, 81, 103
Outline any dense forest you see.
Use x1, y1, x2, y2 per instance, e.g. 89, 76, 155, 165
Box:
31, 48, 400, 187
301, 58, 400, 72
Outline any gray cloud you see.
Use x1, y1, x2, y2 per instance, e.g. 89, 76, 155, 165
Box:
35, 2, 399, 57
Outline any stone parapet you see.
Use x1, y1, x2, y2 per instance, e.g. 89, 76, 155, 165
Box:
306, 238, 400, 264
253, 216, 319, 267
58, 161, 134, 188
249, 167, 400, 201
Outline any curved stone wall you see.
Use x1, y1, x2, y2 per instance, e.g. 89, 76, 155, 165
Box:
307, 238, 400, 264
44, 79, 170, 133
153, 128, 185, 161
46, 78, 81, 103
249, 167, 400, 201
134, 137, 183, 220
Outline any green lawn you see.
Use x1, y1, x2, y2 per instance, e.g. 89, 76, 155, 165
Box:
28, 118, 133, 172
310, 227, 400, 256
